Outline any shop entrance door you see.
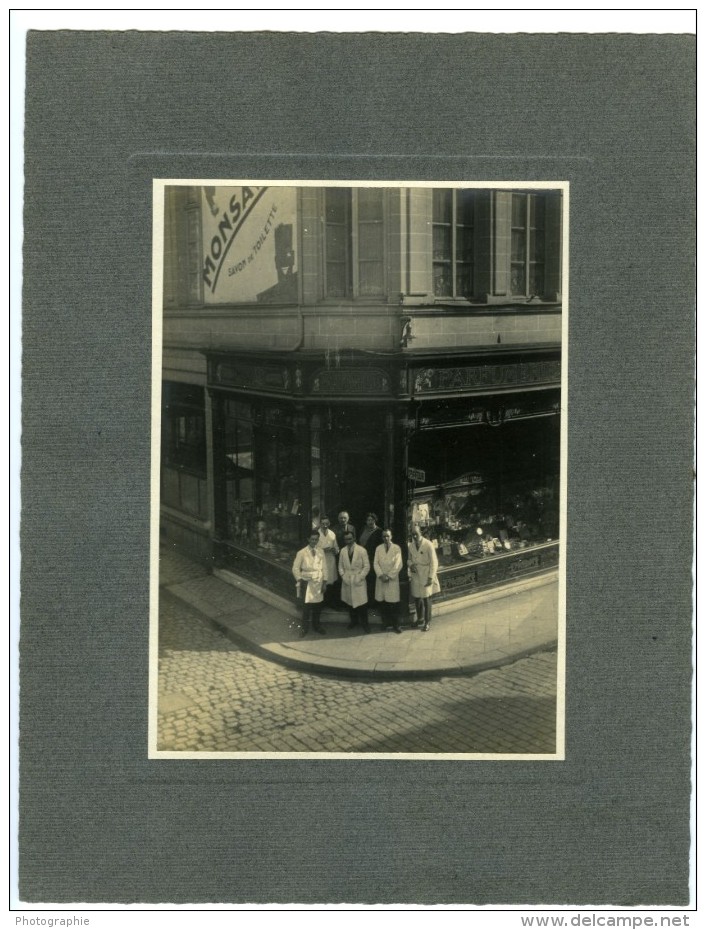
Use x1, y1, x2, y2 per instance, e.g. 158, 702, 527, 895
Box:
321, 409, 385, 529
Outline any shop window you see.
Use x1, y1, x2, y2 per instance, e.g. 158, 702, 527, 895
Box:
161, 381, 208, 519
432, 188, 475, 298
324, 188, 385, 298
408, 414, 560, 569
162, 383, 206, 474
223, 399, 255, 542
221, 401, 302, 561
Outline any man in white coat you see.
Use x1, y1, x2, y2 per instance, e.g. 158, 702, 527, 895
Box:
408, 525, 441, 632
374, 528, 403, 634
339, 529, 371, 633
316, 514, 339, 606
292, 530, 330, 637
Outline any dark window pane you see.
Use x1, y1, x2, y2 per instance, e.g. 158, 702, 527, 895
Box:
530, 194, 545, 229
325, 188, 348, 224
456, 225, 474, 262
326, 225, 347, 262
455, 263, 473, 298
163, 382, 206, 473
225, 415, 238, 451
433, 263, 452, 296
225, 399, 251, 420
512, 229, 526, 262
433, 225, 451, 261
238, 418, 253, 446
530, 227, 545, 262
530, 264, 545, 296
457, 189, 475, 226
511, 263, 526, 296
433, 189, 452, 224
358, 188, 383, 221
512, 193, 527, 228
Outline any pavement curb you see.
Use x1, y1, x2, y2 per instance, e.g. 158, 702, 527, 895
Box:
161, 585, 557, 681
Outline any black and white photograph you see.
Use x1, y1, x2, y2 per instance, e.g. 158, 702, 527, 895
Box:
151, 181, 568, 758
15, 13, 694, 909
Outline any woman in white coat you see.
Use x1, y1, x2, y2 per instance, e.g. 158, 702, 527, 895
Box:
339, 529, 371, 633
408, 525, 441, 632
373, 528, 403, 633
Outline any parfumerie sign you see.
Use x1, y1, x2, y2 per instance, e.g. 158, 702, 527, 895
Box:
201, 186, 298, 303
413, 360, 561, 394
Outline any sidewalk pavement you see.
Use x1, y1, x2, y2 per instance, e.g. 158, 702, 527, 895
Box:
159, 544, 559, 679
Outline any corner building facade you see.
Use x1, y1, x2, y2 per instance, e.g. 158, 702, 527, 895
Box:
161, 184, 563, 607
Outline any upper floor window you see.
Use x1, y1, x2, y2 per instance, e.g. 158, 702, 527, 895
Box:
511, 193, 545, 298
432, 189, 475, 298
324, 188, 385, 298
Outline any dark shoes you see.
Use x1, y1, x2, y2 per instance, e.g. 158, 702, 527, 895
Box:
393, 627, 403, 634
422, 623, 430, 632
410, 620, 421, 628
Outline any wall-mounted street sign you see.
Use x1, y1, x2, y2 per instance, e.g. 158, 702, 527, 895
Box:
407, 467, 426, 483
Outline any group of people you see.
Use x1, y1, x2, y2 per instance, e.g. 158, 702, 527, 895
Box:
291, 510, 441, 638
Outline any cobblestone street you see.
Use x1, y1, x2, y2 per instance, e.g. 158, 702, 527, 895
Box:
157, 590, 557, 755
158, 595, 556, 753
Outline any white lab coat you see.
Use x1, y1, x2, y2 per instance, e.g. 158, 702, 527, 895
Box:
373, 542, 403, 603
338, 543, 370, 609
408, 537, 441, 598
292, 545, 329, 604
316, 527, 339, 584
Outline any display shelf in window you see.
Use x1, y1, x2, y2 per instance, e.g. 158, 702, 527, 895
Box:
409, 472, 559, 571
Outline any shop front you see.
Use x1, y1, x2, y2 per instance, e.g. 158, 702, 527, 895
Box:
205, 348, 561, 606
405, 386, 561, 601
208, 351, 399, 601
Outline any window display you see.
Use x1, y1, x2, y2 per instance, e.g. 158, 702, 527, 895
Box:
411, 476, 559, 569
407, 412, 560, 570
222, 400, 303, 565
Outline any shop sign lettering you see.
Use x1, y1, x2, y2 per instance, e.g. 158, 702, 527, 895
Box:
509, 555, 540, 574
441, 569, 478, 591
407, 467, 426, 483
458, 473, 484, 484
311, 369, 389, 395
413, 360, 561, 394
214, 362, 288, 392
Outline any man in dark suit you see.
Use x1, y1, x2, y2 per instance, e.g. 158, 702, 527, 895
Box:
359, 512, 383, 606
334, 510, 356, 550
